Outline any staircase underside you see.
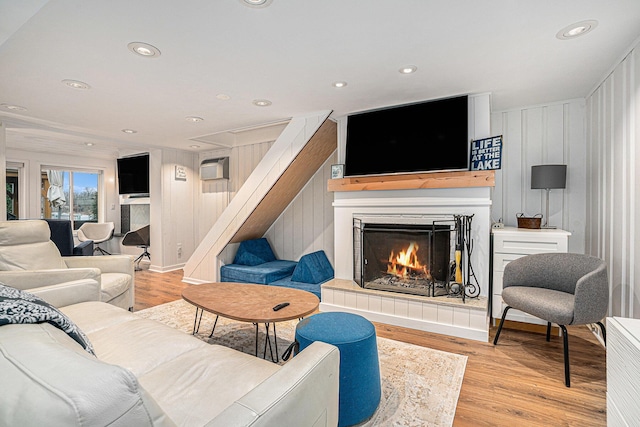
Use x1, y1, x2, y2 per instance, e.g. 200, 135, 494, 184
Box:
231, 119, 337, 243
183, 111, 336, 283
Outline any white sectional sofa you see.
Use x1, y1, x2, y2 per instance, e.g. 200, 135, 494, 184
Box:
0, 278, 340, 426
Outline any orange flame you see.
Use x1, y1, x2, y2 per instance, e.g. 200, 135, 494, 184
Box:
387, 242, 428, 278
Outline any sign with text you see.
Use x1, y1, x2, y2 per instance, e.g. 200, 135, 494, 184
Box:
470, 135, 503, 170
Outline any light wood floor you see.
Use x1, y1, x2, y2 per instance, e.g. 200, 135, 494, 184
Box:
134, 269, 607, 427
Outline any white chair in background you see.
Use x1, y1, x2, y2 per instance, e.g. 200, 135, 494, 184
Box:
77, 222, 115, 255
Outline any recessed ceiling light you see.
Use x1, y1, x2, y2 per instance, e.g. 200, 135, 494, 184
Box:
556, 20, 598, 40
0, 103, 27, 111
85, 142, 94, 146
185, 116, 204, 122
240, 0, 273, 8
399, 65, 417, 74
121, 129, 137, 134
216, 94, 231, 100
190, 144, 201, 149
253, 99, 272, 107
332, 81, 347, 88
62, 79, 91, 90
128, 42, 161, 57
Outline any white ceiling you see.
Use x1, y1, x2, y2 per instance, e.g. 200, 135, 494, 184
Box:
1, 0, 639, 157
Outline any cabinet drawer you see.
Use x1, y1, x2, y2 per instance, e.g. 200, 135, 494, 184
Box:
493, 233, 568, 254
493, 253, 526, 273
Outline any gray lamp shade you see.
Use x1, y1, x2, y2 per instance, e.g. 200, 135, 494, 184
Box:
531, 164, 567, 189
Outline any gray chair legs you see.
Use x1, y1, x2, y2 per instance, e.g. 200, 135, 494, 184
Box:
493, 306, 603, 388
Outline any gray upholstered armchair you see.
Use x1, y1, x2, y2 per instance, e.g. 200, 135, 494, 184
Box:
0, 220, 134, 311
493, 252, 608, 387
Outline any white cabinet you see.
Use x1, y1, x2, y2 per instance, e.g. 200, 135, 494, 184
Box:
607, 317, 640, 426
491, 227, 571, 325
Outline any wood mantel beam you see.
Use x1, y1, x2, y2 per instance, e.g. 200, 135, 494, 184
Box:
327, 170, 495, 192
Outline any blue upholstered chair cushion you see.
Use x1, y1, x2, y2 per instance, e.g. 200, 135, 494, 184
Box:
233, 238, 277, 266
220, 260, 298, 285
269, 278, 322, 299
295, 312, 381, 427
291, 250, 334, 284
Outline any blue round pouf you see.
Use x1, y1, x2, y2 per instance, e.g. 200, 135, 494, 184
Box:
295, 312, 381, 427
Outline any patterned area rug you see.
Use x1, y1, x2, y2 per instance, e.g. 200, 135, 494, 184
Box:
135, 299, 467, 427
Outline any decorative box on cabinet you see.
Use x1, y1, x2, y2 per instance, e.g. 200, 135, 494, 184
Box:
491, 227, 571, 325
607, 317, 640, 427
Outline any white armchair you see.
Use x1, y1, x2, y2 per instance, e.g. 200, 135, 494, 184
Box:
0, 220, 135, 311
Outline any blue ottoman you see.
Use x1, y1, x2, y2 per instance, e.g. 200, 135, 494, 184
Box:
295, 312, 381, 427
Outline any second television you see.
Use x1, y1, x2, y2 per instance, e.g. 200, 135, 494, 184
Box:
117, 154, 149, 195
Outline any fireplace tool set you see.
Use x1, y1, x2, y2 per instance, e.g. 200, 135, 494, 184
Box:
449, 214, 480, 302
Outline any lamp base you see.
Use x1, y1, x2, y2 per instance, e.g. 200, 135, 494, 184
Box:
541, 225, 557, 229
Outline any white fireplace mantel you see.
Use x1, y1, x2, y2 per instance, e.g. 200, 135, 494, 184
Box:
321, 185, 493, 342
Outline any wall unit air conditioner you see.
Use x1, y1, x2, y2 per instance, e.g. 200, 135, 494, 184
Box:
200, 157, 229, 180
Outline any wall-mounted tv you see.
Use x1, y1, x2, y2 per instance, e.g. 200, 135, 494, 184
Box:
117, 154, 149, 195
344, 95, 469, 177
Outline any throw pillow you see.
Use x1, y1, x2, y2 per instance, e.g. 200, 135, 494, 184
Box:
0, 283, 95, 355
291, 250, 334, 284
233, 238, 277, 266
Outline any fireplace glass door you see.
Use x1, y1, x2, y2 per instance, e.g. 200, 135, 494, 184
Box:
354, 222, 451, 297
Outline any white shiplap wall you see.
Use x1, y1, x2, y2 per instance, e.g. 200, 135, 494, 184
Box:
586, 45, 640, 319
264, 152, 337, 266
198, 141, 272, 243
150, 148, 198, 272
491, 99, 586, 254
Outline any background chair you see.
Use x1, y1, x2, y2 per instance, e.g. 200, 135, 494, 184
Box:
122, 224, 150, 271
493, 252, 608, 387
43, 219, 93, 256
0, 220, 134, 311
77, 222, 114, 255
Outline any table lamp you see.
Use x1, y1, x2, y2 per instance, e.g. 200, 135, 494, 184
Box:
531, 164, 567, 228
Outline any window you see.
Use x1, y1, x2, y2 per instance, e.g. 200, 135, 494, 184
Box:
6, 166, 20, 220
41, 169, 100, 229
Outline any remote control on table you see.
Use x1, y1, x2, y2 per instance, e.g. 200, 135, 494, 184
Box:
273, 302, 290, 311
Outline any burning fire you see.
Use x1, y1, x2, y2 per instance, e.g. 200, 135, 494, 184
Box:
387, 242, 429, 278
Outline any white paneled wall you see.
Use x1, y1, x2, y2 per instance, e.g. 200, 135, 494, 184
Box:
265, 152, 337, 266
198, 141, 272, 243
586, 46, 640, 318
491, 99, 586, 253
151, 148, 198, 272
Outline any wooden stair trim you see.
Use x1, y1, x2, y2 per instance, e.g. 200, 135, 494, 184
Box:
231, 119, 337, 243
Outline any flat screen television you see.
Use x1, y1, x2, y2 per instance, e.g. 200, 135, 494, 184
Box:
344, 95, 469, 177
117, 154, 149, 195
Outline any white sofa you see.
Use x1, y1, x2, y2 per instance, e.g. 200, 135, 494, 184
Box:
0, 220, 135, 310
0, 278, 340, 426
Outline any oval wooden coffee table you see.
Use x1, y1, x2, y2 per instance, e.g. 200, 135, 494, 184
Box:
182, 282, 319, 362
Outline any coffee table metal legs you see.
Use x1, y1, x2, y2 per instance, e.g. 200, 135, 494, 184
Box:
262, 323, 279, 363
208, 315, 219, 338
191, 308, 279, 363
192, 307, 203, 334
191, 307, 219, 337
254, 323, 278, 363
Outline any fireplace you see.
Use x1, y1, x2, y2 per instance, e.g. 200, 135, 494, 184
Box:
353, 218, 453, 297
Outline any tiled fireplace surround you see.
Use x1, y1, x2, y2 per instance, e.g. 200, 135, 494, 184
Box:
319, 185, 492, 342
